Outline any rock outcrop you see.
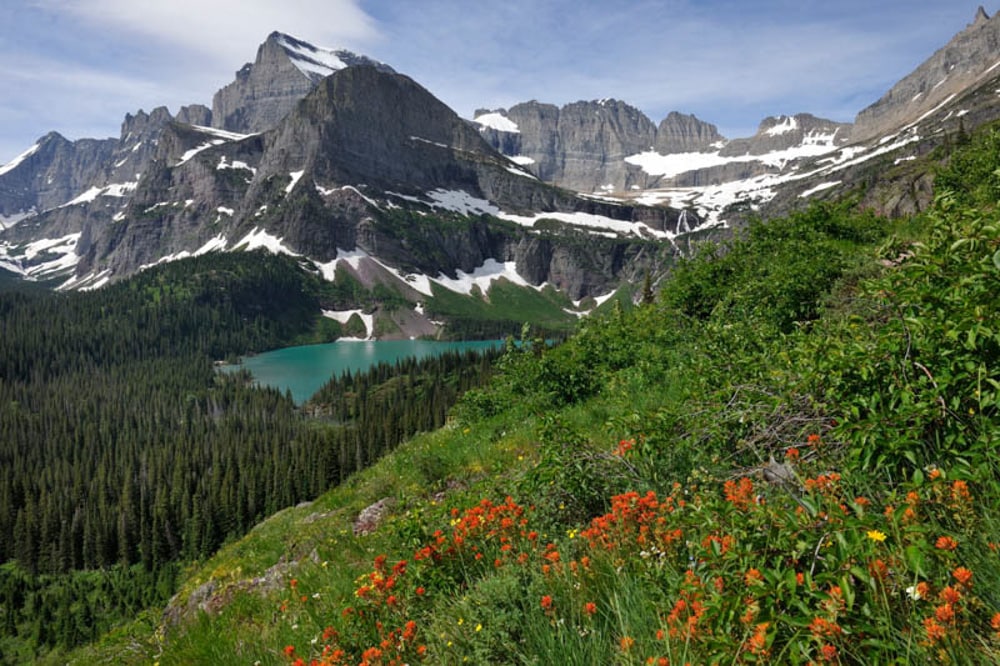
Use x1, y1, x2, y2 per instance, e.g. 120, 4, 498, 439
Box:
0, 132, 115, 219
475, 102, 726, 193
211, 31, 394, 134
853, 7, 1000, 141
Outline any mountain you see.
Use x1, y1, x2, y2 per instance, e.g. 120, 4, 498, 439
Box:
6, 8, 1000, 317
0, 34, 698, 318
473, 101, 725, 193
852, 6, 1000, 141
211, 31, 395, 134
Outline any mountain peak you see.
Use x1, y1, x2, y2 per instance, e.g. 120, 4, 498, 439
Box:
973, 6, 991, 27
265, 31, 393, 82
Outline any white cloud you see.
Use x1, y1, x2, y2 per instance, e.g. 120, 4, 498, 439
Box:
34, 0, 378, 68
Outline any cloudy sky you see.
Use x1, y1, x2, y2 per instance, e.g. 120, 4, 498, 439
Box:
0, 1, 992, 163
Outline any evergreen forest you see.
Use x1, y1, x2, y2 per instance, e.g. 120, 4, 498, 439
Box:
0, 253, 499, 659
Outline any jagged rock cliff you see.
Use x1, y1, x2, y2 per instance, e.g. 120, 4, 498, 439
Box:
474, 101, 721, 193
853, 7, 1000, 141
211, 31, 394, 134
57, 66, 689, 298
0, 133, 115, 221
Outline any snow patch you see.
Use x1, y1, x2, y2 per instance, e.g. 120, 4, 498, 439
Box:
275, 33, 350, 79
217, 156, 256, 173
433, 259, 529, 296
0, 209, 36, 230
509, 155, 535, 165
505, 165, 537, 179
315, 185, 381, 209
0, 142, 40, 176
474, 112, 520, 133
235, 227, 298, 255
410, 135, 449, 149
322, 309, 374, 339
799, 181, 842, 198
189, 125, 251, 141
765, 116, 798, 136
177, 140, 225, 165
285, 170, 305, 194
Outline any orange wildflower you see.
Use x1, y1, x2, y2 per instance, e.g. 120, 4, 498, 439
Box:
939, 586, 961, 605
820, 644, 838, 662
620, 636, 635, 651
540, 595, 553, 610
583, 601, 597, 617
747, 622, 770, 656
935, 603, 956, 624
991, 612, 1000, 632
744, 568, 764, 587
935, 535, 958, 551
923, 617, 947, 644
724, 477, 755, 510
951, 480, 971, 505
952, 566, 973, 587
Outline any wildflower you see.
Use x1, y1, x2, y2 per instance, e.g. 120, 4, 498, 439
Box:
923, 617, 947, 644
807, 433, 821, 445
745, 568, 764, 587
991, 612, 1000, 633
724, 477, 755, 510
935, 536, 958, 551
620, 636, 635, 651
868, 558, 889, 580
747, 622, 770, 656
939, 586, 961, 605
415, 586, 426, 596
785, 447, 800, 461
951, 480, 971, 505
283, 645, 295, 658
475, 623, 482, 632
867, 529, 887, 542
952, 566, 973, 587
935, 603, 956, 624
615, 439, 634, 456
820, 644, 838, 662
540, 595, 553, 610
906, 585, 923, 600
809, 617, 842, 638
584, 602, 597, 617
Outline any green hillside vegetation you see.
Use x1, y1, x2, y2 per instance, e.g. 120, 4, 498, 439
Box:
59, 124, 1000, 664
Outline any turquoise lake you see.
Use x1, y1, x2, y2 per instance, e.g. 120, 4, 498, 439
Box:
226, 339, 502, 404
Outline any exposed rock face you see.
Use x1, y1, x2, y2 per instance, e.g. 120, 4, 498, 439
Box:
655, 111, 725, 154
211, 31, 394, 134
853, 7, 1000, 141
475, 102, 723, 193
0, 132, 115, 219
720, 114, 851, 157
176, 104, 213, 127
63, 66, 687, 297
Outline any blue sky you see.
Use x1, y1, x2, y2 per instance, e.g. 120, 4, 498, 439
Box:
0, 1, 992, 163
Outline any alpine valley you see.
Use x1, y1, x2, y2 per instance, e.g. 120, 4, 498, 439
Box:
5, 6, 1000, 665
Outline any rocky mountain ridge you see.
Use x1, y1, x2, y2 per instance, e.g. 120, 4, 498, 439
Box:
852, 6, 1000, 141
4, 7, 1000, 322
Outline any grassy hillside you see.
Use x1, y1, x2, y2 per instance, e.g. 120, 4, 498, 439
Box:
66, 125, 1000, 664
